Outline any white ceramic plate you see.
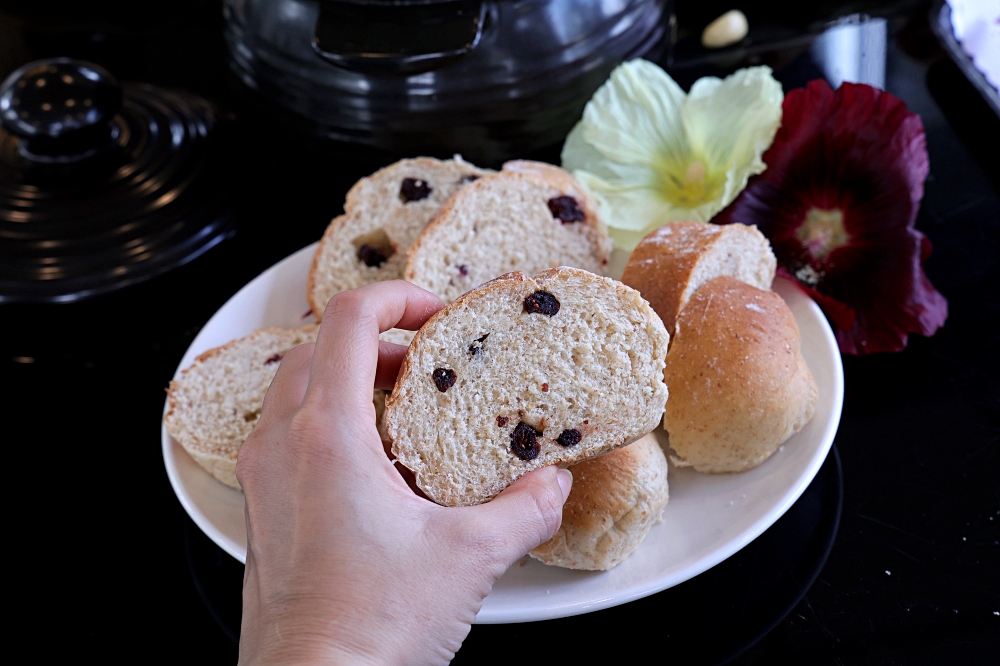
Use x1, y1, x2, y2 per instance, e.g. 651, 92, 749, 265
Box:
163, 243, 843, 624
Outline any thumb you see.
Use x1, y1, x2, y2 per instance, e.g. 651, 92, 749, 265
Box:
464, 467, 573, 566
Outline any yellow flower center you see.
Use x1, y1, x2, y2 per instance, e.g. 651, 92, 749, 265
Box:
656, 158, 726, 209
797, 208, 849, 260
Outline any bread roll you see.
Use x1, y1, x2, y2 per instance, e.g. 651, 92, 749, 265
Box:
664, 276, 817, 472
530, 433, 669, 570
385, 267, 669, 506
621, 222, 776, 336
308, 156, 492, 319
404, 162, 612, 303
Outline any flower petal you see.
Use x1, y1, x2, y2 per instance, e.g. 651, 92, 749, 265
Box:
578, 59, 689, 168
563, 61, 783, 248
682, 66, 783, 179
715, 80, 947, 355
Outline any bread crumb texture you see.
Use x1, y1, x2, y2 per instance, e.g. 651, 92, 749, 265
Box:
664, 276, 818, 473
385, 267, 669, 506
405, 165, 612, 303
309, 157, 492, 319
164, 327, 319, 489
530, 433, 669, 570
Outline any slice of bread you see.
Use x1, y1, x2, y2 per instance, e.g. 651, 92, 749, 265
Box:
385, 267, 670, 506
621, 222, 776, 336
403, 161, 613, 303
664, 276, 818, 473
529, 432, 669, 570
164, 326, 319, 489
308, 156, 492, 320
165, 326, 398, 488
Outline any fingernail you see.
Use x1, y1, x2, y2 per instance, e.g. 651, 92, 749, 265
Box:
556, 468, 572, 501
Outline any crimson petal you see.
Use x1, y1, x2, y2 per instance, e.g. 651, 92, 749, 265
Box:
715, 80, 948, 355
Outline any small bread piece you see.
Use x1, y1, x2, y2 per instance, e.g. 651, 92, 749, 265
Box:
308, 156, 492, 319
385, 267, 670, 506
164, 327, 319, 489
404, 161, 613, 303
530, 433, 669, 571
664, 276, 818, 473
165, 326, 398, 488
621, 222, 776, 336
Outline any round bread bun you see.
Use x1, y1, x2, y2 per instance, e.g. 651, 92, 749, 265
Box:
308, 156, 492, 320
664, 276, 818, 473
385, 266, 669, 506
621, 221, 776, 336
403, 161, 612, 303
529, 432, 669, 571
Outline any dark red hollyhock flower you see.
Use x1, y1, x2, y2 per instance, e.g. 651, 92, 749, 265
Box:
714, 80, 947, 354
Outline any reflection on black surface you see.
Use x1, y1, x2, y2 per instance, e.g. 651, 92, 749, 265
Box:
184, 447, 842, 663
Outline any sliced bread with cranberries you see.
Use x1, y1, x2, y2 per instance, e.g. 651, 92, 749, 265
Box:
530, 432, 669, 570
164, 326, 319, 489
403, 161, 613, 303
308, 156, 492, 320
384, 267, 669, 506
165, 326, 398, 489
620, 222, 776, 336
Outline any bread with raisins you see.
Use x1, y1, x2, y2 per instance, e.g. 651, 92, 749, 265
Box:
165, 326, 398, 489
403, 161, 613, 304
664, 276, 818, 473
164, 327, 319, 489
530, 432, 669, 570
308, 156, 492, 320
384, 267, 670, 506
621, 222, 776, 336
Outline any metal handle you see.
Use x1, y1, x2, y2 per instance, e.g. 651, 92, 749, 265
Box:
312, 0, 488, 77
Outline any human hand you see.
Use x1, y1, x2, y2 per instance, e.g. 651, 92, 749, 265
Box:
235, 281, 573, 665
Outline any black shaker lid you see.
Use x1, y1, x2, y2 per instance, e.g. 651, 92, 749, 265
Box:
0, 58, 234, 303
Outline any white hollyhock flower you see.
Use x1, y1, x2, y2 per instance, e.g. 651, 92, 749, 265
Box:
562, 60, 784, 250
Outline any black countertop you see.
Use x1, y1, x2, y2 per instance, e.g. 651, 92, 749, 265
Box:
3, 1, 997, 662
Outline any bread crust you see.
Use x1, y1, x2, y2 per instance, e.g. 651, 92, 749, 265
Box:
621, 222, 776, 337
663, 277, 818, 473
530, 432, 669, 570
385, 266, 669, 506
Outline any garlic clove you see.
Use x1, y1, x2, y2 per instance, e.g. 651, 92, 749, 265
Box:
701, 10, 749, 49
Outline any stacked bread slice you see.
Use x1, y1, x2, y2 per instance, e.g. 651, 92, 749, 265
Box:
308, 156, 492, 320
404, 161, 613, 303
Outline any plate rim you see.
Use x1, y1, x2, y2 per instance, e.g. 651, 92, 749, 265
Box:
162, 242, 844, 624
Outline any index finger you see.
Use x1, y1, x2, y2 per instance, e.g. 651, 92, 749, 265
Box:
304, 280, 443, 415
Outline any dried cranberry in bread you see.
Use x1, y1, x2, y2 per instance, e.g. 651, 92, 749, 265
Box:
308, 156, 492, 320
621, 222, 776, 336
530, 432, 669, 570
664, 276, 818, 473
403, 161, 612, 303
164, 326, 396, 489
385, 267, 670, 506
